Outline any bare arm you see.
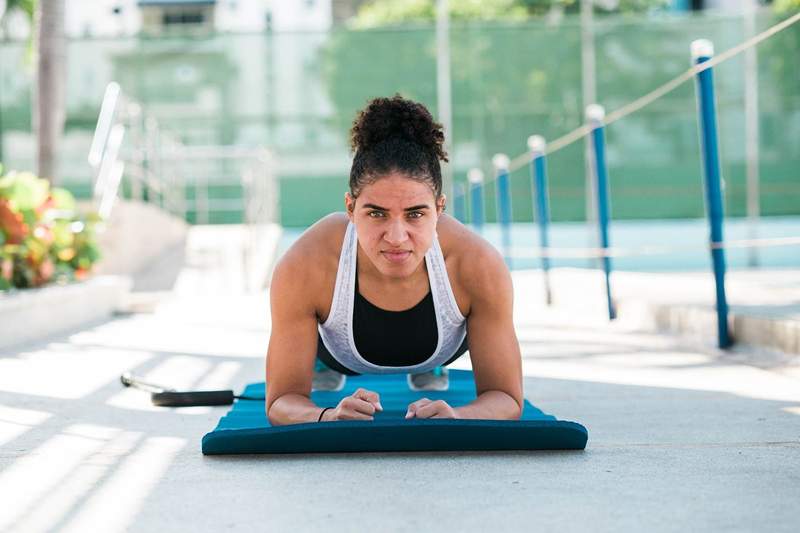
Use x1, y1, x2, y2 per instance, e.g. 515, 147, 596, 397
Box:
456, 243, 523, 420
265, 216, 382, 425
265, 251, 326, 425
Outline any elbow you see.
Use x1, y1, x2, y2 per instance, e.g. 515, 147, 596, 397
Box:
508, 392, 524, 420
484, 389, 523, 420
265, 395, 283, 426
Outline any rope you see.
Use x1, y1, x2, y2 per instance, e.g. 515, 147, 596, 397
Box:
502, 11, 800, 174
506, 235, 800, 259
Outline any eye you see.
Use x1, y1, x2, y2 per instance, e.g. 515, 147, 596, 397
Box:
367, 210, 386, 218
407, 211, 424, 219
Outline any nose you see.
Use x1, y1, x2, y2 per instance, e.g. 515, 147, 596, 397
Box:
383, 217, 409, 246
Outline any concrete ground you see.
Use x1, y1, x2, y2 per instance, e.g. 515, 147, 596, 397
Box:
1, 226, 799, 532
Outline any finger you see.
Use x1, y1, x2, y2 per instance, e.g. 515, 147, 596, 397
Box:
353, 388, 383, 411
408, 398, 431, 409
416, 400, 451, 419
345, 397, 377, 416
405, 398, 432, 419
338, 409, 374, 421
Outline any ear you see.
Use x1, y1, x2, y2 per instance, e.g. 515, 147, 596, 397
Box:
344, 192, 356, 222
436, 194, 446, 216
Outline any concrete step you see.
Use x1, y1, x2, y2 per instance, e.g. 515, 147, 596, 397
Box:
512, 268, 800, 356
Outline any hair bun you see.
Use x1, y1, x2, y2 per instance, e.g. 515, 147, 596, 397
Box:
350, 94, 448, 162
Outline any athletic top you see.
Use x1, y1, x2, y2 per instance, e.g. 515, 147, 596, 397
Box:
318, 222, 467, 375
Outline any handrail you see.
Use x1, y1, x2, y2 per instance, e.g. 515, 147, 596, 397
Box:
88, 82, 279, 290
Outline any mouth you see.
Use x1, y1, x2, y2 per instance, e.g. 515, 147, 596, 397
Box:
381, 250, 412, 264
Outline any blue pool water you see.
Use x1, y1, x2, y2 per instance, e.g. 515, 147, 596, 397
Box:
277, 216, 799, 272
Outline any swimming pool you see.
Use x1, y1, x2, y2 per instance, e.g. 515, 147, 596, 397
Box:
277, 216, 799, 272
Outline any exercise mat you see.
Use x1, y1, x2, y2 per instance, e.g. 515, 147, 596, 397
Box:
202, 370, 588, 454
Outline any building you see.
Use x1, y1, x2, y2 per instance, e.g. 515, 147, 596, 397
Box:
0, 0, 333, 39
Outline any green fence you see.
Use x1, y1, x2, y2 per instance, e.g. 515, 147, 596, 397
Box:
0, 10, 797, 226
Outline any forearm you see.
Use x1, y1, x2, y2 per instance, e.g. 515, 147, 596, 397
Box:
454, 390, 522, 420
267, 393, 325, 426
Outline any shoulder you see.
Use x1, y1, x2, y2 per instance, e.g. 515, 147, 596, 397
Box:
284, 212, 348, 260
437, 215, 512, 308
270, 213, 348, 306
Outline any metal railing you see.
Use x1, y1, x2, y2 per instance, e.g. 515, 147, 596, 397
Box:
89, 81, 278, 228
89, 82, 188, 220
88, 82, 279, 290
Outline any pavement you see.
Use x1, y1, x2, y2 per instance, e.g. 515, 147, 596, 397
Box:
1, 225, 799, 532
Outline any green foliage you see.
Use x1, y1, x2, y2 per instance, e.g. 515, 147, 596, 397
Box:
354, 0, 531, 26
0, 167, 101, 291
773, 0, 800, 13
1, 0, 35, 20
0, 0, 37, 65
352, 0, 668, 27
320, 12, 800, 224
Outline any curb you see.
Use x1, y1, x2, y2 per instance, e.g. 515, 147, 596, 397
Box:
0, 275, 132, 352
619, 300, 800, 355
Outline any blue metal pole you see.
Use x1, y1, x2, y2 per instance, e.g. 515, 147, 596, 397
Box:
468, 168, 484, 234
528, 135, 553, 305
692, 39, 732, 349
586, 104, 616, 321
493, 154, 513, 268
453, 182, 466, 223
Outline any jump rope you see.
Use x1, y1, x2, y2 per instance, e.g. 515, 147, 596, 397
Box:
120, 372, 264, 407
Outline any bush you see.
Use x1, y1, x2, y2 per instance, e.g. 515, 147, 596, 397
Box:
0, 165, 102, 290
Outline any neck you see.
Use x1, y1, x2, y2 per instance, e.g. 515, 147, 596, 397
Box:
356, 245, 427, 289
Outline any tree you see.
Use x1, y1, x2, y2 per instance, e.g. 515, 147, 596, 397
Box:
33, 0, 66, 184
0, 0, 37, 164
351, 0, 668, 27
0, 0, 35, 35
773, 0, 800, 13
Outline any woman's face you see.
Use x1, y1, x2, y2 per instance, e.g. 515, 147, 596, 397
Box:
346, 172, 445, 280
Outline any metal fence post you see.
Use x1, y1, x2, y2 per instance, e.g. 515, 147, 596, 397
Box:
692, 39, 732, 349
493, 154, 513, 268
528, 135, 553, 305
586, 104, 616, 320
453, 182, 466, 223
468, 168, 485, 234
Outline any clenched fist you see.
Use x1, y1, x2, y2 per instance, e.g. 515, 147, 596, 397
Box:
321, 388, 383, 421
405, 398, 459, 419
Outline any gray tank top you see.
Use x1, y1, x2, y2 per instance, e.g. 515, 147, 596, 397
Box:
318, 222, 467, 375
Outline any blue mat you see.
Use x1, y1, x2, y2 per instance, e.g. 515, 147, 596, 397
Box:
202, 370, 588, 454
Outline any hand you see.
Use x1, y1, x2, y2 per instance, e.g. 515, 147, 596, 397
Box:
405, 398, 459, 419
324, 388, 383, 421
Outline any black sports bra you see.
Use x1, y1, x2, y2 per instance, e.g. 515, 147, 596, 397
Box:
315, 269, 469, 376
352, 274, 438, 366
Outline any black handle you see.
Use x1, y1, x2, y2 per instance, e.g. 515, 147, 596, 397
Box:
151, 390, 235, 407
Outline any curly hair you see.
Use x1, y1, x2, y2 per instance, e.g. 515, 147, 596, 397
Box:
349, 94, 448, 198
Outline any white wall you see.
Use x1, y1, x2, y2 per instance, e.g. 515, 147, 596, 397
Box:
216, 0, 267, 33
2, 0, 333, 38
268, 0, 331, 32
65, 0, 141, 37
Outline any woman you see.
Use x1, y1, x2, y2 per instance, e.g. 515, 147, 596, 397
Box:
266, 95, 522, 424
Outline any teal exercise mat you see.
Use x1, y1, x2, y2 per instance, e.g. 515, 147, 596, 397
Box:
202, 369, 588, 454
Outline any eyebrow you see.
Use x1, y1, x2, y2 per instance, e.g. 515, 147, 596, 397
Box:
362, 203, 430, 212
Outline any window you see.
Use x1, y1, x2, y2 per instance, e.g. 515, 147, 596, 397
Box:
163, 10, 206, 25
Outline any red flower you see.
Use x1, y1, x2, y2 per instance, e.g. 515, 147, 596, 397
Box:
1, 259, 11, 281
0, 199, 28, 244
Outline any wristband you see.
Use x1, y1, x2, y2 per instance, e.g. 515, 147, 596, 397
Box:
317, 407, 332, 422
